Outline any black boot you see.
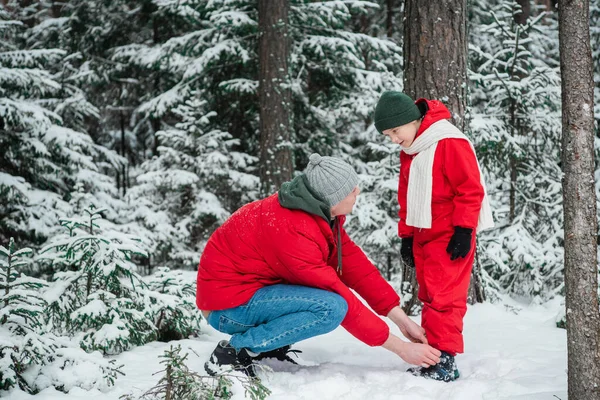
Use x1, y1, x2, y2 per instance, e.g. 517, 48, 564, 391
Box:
407, 351, 460, 382
204, 340, 257, 378
253, 345, 302, 364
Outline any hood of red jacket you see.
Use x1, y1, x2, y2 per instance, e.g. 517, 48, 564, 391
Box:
415, 98, 452, 138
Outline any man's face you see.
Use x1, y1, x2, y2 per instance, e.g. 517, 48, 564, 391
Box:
331, 186, 360, 217
382, 120, 420, 148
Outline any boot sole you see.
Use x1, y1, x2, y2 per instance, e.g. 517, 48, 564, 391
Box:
204, 360, 220, 376
205, 359, 258, 379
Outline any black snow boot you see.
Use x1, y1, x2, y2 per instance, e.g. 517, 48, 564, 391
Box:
253, 345, 303, 364
204, 340, 257, 378
408, 351, 460, 382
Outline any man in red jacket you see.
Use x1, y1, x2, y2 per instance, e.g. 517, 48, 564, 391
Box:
197, 153, 441, 378
373, 91, 494, 382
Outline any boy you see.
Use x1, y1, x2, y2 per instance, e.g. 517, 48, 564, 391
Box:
373, 91, 494, 381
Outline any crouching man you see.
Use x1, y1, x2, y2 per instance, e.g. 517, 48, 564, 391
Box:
196, 154, 441, 378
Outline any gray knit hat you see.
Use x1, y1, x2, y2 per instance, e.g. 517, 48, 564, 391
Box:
304, 153, 359, 206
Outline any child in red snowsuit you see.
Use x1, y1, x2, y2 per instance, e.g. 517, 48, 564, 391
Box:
373, 91, 494, 381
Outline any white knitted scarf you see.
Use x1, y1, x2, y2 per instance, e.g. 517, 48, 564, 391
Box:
402, 119, 494, 233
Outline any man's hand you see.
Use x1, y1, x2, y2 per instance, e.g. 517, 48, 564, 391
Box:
387, 306, 427, 344
399, 317, 428, 344
382, 333, 441, 367
398, 341, 441, 367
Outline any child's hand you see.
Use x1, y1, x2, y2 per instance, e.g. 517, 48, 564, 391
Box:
387, 306, 428, 344
446, 226, 473, 260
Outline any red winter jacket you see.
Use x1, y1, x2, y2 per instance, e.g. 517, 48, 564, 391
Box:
197, 176, 400, 347
398, 99, 484, 239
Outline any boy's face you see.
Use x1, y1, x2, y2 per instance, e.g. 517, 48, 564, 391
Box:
330, 186, 360, 217
382, 120, 420, 148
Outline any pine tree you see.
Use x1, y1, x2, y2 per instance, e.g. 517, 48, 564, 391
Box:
125, 97, 258, 270
0, 238, 54, 392
112, 0, 403, 163
20, 0, 167, 197
0, 7, 67, 246
258, 0, 293, 195
403, 0, 468, 129
590, 0, 600, 127
145, 267, 203, 341
469, 0, 563, 301
289, 1, 402, 161
40, 205, 156, 355
108, 1, 403, 271
132, 345, 234, 400
124, 345, 270, 400
0, 237, 122, 393
0, 5, 127, 254
559, 0, 600, 395
591, 0, 600, 307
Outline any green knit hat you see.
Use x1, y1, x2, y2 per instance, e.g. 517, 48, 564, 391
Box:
373, 91, 421, 134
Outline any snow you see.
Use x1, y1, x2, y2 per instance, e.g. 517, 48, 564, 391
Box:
42, 278, 76, 304
71, 300, 108, 320
0, 172, 30, 194
34, 345, 121, 393
209, 11, 257, 28
3, 299, 567, 400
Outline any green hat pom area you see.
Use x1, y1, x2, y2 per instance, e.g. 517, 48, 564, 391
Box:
373, 91, 421, 134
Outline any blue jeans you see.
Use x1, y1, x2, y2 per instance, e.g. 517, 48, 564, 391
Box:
207, 284, 348, 353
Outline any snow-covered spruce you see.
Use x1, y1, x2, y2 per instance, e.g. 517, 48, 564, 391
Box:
124, 98, 258, 271
0, 238, 122, 394
0, 238, 54, 392
468, 0, 563, 302
0, 5, 127, 254
144, 267, 203, 342
121, 344, 270, 400
39, 205, 156, 355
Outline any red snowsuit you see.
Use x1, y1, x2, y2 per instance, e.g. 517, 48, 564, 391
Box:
398, 99, 484, 355
197, 187, 401, 347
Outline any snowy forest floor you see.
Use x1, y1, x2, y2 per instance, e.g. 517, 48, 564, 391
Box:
6, 298, 566, 400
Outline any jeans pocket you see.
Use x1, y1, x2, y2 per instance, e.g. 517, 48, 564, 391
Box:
218, 315, 254, 335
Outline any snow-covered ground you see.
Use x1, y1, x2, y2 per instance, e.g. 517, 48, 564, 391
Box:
6, 299, 567, 400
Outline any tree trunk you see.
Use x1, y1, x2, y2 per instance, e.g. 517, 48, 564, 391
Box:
151, 117, 160, 157
401, 261, 419, 315
509, 97, 518, 222
119, 110, 127, 196
509, 0, 531, 223
468, 245, 486, 304
386, 0, 395, 38
49, 0, 61, 18
258, 0, 293, 196
514, 0, 531, 25
535, 0, 558, 11
402, 0, 485, 306
403, 0, 467, 131
558, 0, 600, 398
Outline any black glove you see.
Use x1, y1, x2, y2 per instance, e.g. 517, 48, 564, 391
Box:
400, 237, 415, 268
446, 227, 473, 261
